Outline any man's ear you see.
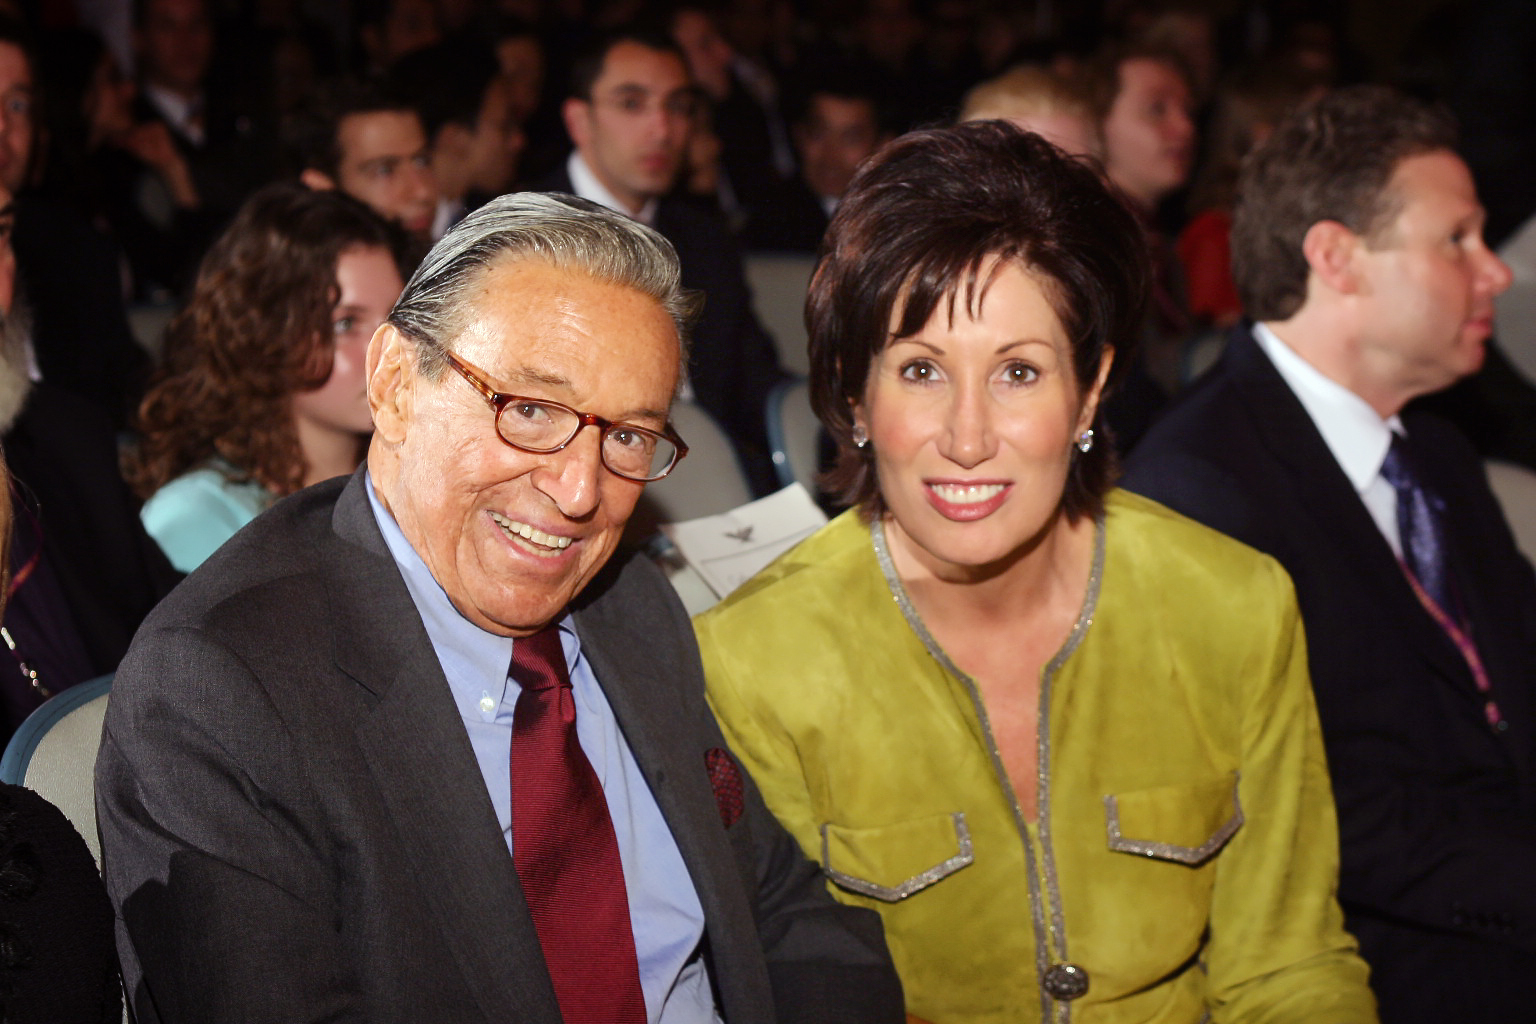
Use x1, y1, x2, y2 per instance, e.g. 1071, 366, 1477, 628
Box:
1301, 219, 1364, 295
562, 97, 591, 152
300, 168, 339, 192
367, 324, 414, 445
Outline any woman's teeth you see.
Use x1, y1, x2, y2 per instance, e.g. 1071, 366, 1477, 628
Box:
930, 483, 1006, 504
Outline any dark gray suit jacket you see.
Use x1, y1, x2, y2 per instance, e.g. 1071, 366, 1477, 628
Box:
96, 470, 901, 1024
1124, 327, 1536, 1023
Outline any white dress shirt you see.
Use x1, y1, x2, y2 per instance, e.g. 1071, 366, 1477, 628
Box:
142, 84, 205, 147
567, 151, 659, 226
1253, 322, 1406, 557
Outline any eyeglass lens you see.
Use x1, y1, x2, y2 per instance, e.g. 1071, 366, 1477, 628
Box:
497, 399, 679, 480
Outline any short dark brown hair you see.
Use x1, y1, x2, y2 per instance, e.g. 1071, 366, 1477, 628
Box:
284, 76, 418, 179
1232, 85, 1458, 322
808, 120, 1148, 522
567, 27, 687, 102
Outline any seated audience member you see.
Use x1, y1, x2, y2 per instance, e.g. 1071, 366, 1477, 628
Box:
0, 448, 121, 1024
1178, 65, 1316, 332
0, 18, 150, 429
696, 121, 1376, 1024
1088, 42, 1198, 449
289, 76, 439, 246
97, 191, 903, 1023
546, 28, 786, 494
390, 40, 524, 239
491, 17, 560, 183
38, 26, 223, 302
958, 64, 1101, 159
0, 183, 178, 747
744, 71, 886, 253
128, 184, 405, 573
131, 0, 274, 253
670, 3, 794, 224
1123, 86, 1529, 1022
1093, 41, 1196, 251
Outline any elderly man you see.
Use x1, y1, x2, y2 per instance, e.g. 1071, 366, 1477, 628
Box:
1124, 86, 1531, 1021
97, 193, 902, 1024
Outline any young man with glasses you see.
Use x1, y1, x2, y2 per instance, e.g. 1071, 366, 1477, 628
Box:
540, 28, 787, 495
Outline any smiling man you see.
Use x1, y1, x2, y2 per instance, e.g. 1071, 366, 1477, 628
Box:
97, 193, 901, 1024
1125, 86, 1533, 1022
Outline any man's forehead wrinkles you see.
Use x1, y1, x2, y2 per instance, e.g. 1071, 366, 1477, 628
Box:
500, 365, 572, 391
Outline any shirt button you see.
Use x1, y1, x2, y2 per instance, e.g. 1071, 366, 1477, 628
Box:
1043, 962, 1089, 1000
479, 694, 496, 714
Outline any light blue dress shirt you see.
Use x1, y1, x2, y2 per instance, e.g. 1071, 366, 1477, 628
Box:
366, 478, 719, 1023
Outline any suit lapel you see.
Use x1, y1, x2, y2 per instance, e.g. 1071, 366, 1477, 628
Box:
324, 472, 561, 1022
1224, 330, 1472, 687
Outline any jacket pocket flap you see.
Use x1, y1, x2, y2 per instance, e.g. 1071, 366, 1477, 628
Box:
1104, 772, 1242, 866
820, 811, 974, 902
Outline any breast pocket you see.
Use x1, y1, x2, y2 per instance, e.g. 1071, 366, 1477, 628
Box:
819, 811, 974, 902
1104, 772, 1243, 866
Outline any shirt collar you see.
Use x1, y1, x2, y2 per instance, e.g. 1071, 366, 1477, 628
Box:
1253, 322, 1404, 492
142, 84, 203, 142
567, 151, 659, 226
364, 472, 577, 709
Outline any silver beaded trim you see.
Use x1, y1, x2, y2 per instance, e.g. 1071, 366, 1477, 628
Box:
1103, 775, 1244, 865
872, 515, 1105, 1024
819, 812, 975, 902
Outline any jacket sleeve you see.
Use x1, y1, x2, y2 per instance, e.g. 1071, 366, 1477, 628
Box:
1203, 559, 1378, 1024
96, 625, 363, 1024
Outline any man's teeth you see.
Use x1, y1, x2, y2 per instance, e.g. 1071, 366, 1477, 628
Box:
930, 483, 1006, 505
490, 512, 572, 550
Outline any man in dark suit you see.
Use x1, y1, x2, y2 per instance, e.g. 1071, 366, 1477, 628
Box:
744, 73, 886, 255
1123, 86, 1533, 1021
96, 192, 902, 1023
540, 28, 786, 495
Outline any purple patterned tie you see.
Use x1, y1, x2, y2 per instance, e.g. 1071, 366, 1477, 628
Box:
1380, 431, 1456, 617
509, 628, 647, 1024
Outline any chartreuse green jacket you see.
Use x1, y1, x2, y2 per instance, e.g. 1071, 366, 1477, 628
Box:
695, 490, 1377, 1024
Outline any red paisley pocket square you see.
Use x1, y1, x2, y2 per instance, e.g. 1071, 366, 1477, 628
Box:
705, 747, 744, 828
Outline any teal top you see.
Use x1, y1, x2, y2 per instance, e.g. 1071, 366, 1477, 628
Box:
141, 462, 273, 573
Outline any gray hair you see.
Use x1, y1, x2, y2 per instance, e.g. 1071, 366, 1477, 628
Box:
388, 192, 698, 380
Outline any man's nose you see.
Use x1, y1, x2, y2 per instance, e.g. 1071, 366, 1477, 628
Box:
1482, 247, 1515, 298
534, 425, 605, 519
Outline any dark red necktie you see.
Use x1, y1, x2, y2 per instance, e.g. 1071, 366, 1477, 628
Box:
509, 628, 647, 1024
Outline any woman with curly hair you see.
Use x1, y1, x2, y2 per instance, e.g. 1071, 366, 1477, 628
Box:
129, 183, 407, 572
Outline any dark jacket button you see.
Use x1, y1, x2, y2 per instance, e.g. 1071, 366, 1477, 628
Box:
1043, 963, 1090, 1000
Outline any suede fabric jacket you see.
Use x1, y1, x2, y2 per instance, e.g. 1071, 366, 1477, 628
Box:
696, 490, 1377, 1024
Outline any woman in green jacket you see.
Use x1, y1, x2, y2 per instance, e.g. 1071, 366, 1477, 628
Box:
695, 122, 1376, 1024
